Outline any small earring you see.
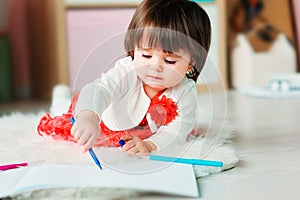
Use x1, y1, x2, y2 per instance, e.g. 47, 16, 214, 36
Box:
186, 66, 196, 76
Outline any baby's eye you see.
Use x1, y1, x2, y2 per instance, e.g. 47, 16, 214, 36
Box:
142, 54, 152, 59
165, 59, 176, 64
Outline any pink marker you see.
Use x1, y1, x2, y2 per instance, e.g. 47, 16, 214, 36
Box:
0, 160, 44, 171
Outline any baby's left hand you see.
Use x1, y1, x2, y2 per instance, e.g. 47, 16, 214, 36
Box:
120, 135, 156, 154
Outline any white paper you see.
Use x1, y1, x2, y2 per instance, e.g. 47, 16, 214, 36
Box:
0, 161, 198, 198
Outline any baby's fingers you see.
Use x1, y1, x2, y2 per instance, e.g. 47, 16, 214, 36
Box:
70, 123, 78, 137
127, 143, 149, 155
120, 135, 133, 141
77, 131, 91, 145
84, 134, 98, 150
121, 139, 136, 151
73, 129, 84, 141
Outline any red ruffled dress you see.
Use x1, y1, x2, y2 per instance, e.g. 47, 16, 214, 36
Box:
37, 91, 178, 147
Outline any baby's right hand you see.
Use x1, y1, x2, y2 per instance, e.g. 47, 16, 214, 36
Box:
70, 110, 100, 151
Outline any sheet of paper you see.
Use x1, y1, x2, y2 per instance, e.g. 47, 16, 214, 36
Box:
0, 160, 198, 198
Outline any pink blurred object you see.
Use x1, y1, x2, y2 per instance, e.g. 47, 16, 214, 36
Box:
0, 160, 44, 171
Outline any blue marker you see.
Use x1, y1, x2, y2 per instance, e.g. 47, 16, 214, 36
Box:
88, 148, 102, 170
70, 117, 102, 170
118, 139, 125, 147
149, 154, 223, 167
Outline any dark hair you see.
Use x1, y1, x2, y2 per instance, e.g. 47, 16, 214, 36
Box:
124, 0, 211, 81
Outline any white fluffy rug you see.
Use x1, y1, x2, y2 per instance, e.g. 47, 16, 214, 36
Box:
0, 112, 238, 199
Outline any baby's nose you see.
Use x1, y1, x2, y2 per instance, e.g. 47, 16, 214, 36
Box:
151, 58, 163, 72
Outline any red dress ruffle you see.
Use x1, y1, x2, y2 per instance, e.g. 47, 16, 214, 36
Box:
37, 91, 178, 147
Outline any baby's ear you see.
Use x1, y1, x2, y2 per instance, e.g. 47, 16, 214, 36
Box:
190, 57, 196, 67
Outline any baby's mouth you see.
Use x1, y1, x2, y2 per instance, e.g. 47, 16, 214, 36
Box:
147, 75, 163, 80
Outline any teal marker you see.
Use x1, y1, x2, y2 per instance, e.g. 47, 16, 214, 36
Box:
149, 155, 223, 167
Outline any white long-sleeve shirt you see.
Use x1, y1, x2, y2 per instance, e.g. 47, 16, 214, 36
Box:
75, 56, 199, 151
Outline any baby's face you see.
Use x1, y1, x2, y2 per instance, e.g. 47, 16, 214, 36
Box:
133, 47, 192, 90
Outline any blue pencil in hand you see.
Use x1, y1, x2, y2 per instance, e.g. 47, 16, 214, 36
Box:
70, 117, 102, 170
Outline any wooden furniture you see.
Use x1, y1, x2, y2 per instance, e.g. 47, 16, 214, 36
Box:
27, 0, 227, 99
0, 31, 13, 102
291, 0, 300, 70
27, 0, 68, 99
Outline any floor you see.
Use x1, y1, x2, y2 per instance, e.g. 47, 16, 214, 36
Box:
197, 90, 300, 200
1, 90, 300, 199
0, 100, 50, 117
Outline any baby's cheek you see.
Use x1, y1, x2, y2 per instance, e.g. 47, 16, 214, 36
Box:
165, 68, 185, 86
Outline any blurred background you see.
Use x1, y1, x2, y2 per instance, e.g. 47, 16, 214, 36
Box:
0, 0, 299, 104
